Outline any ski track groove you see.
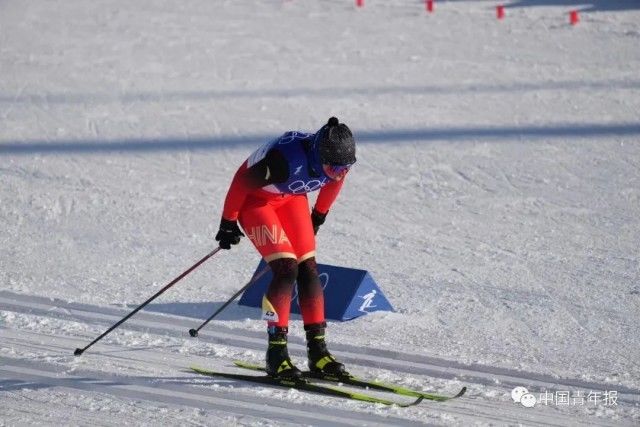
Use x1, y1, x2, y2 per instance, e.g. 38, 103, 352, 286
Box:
1, 329, 585, 427
1, 291, 638, 425
0, 363, 390, 427
3, 290, 640, 398
0, 330, 447, 427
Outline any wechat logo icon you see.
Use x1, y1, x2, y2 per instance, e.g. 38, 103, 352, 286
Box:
512, 386, 537, 408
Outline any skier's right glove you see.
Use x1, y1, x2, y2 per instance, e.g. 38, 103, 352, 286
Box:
311, 209, 327, 236
215, 218, 245, 249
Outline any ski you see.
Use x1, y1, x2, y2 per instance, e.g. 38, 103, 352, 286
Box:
233, 360, 466, 402
190, 365, 423, 407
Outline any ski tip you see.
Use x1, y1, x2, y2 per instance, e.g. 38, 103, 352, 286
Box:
455, 386, 467, 398
410, 396, 425, 406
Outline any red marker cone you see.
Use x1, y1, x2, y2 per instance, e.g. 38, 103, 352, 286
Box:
356, 0, 364, 7
496, 5, 505, 20
426, 0, 434, 13
570, 10, 580, 25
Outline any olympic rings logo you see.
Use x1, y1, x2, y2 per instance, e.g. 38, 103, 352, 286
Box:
288, 179, 326, 194
279, 131, 312, 145
293, 273, 329, 303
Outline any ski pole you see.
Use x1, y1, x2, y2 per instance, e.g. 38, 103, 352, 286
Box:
74, 247, 222, 356
189, 264, 271, 337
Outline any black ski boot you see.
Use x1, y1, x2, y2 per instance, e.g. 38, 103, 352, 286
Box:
266, 326, 302, 379
305, 322, 347, 377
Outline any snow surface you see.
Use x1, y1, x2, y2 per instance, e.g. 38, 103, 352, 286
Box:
1, 0, 639, 425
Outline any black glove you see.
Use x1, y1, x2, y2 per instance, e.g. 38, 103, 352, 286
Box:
311, 209, 327, 235
215, 218, 245, 249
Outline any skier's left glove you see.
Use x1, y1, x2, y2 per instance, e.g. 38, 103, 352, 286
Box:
311, 209, 327, 236
215, 218, 245, 249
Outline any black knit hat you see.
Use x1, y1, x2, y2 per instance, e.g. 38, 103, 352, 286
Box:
318, 117, 356, 165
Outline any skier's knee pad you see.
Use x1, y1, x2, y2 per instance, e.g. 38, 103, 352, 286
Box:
297, 257, 323, 299
268, 257, 298, 287
297, 257, 319, 285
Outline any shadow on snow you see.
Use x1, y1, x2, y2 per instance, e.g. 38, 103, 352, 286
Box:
504, 0, 640, 12
2, 122, 639, 155
143, 301, 260, 322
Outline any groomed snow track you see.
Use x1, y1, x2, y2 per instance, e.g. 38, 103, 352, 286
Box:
1, 291, 638, 426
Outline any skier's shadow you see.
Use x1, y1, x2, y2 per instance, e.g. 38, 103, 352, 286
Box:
144, 301, 260, 321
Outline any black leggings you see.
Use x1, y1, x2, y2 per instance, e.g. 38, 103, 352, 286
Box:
265, 257, 325, 327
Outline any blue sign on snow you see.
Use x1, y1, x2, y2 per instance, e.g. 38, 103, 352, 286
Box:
238, 260, 394, 321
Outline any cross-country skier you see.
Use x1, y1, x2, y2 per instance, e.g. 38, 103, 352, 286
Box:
214, 117, 356, 379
